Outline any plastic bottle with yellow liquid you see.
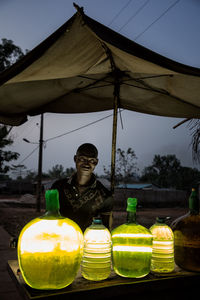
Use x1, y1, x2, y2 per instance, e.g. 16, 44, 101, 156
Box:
81, 217, 112, 281
150, 217, 174, 274
111, 198, 153, 278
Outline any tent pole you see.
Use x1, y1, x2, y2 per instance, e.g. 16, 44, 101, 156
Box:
36, 113, 44, 212
111, 85, 119, 194
100, 43, 121, 194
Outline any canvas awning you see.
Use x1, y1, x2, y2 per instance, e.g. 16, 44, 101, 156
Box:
0, 8, 200, 126
1, 6, 200, 195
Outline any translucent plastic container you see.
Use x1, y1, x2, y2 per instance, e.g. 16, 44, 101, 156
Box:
171, 188, 200, 271
17, 189, 83, 290
150, 217, 174, 273
81, 217, 112, 281
111, 198, 153, 278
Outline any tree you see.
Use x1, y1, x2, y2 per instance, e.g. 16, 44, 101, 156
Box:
23, 170, 49, 181
174, 119, 200, 165
176, 166, 200, 191
24, 170, 38, 181
11, 164, 27, 179
104, 148, 138, 185
48, 165, 65, 179
22, 166, 75, 181
0, 38, 25, 72
141, 154, 181, 188
141, 154, 200, 190
0, 125, 20, 178
0, 39, 27, 179
47, 165, 75, 179
65, 167, 75, 177
187, 119, 200, 163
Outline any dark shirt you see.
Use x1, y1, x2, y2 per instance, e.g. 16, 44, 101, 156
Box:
51, 173, 113, 232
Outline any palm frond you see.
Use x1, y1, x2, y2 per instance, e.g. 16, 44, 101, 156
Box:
187, 119, 200, 163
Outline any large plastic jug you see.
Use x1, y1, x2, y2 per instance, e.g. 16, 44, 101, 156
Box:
171, 188, 200, 271
111, 198, 152, 278
150, 217, 174, 273
17, 189, 83, 289
81, 217, 112, 281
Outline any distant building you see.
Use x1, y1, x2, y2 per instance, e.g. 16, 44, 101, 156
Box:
0, 180, 35, 194
117, 183, 160, 190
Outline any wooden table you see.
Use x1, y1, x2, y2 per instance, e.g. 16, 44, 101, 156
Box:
7, 260, 200, 300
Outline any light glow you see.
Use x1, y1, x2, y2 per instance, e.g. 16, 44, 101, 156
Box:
113, 245, 152, 252
153, 241, 174, 246
20, 219, 82, 253
112, 233, 152, 239
84, 229, 111, 242
18, 216, 83, 290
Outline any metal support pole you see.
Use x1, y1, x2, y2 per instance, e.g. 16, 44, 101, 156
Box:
36, 113, 44, 212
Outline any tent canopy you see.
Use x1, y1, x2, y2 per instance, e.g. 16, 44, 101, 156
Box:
0, 9, 200, 126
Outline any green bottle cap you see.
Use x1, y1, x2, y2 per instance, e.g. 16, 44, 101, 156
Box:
93, 217, 102, 225
45, 189, 60, 211
189, 188, 199, 213
156, 217, 166, 223
127, 197, 137, 212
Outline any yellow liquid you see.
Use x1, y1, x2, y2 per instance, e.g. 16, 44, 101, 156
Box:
20, 251, 81, 289
18, 218, 83, 289
112, 223, 152, 278
172, 213, 200, 271
150, 223, 174, 273
82, 224, 111, 281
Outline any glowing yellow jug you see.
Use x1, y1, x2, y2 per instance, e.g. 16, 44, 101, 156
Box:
111, 198, 152, 278
17, 189, 83, 290
150, 217, 174, 273
81, 217, 112, 281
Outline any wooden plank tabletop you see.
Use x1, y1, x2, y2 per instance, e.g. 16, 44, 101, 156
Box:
7, 260, 200, 300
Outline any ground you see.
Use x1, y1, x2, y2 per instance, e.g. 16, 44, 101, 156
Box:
0, 194, 188, 237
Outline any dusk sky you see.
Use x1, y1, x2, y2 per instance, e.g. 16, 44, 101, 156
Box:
0, 0, 200, 177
